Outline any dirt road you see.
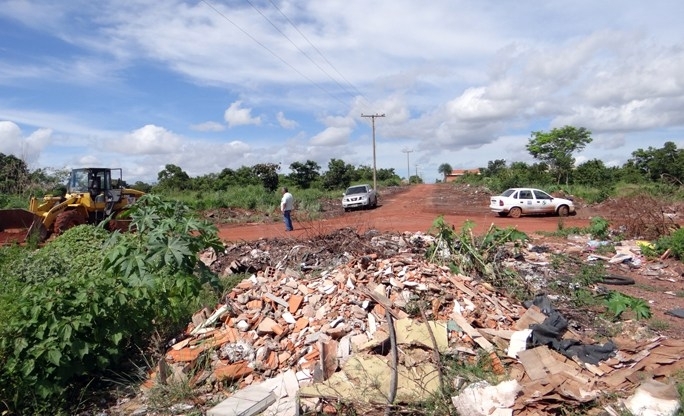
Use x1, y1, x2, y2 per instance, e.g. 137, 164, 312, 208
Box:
216, 183, 589, 242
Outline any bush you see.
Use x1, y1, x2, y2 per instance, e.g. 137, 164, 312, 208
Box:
653, 228, 684, 261
0, 195, 224, 414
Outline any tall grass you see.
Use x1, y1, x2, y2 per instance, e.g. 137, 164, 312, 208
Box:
159, 185, 343, 214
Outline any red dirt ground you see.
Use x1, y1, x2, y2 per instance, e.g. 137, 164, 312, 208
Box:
215, 183, 590, 241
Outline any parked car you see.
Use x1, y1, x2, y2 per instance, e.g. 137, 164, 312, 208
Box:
489, 187, 575, 218
342, 184, 378, 211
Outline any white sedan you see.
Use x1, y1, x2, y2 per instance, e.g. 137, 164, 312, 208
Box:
489, 188, 575, 218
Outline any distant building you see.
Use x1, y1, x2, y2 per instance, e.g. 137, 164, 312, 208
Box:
445, 168, 481, 182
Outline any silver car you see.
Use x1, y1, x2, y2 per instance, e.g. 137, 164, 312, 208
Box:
342, 184, 378, 211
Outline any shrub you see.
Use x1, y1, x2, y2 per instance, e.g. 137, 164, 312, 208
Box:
0, 195, 224, 414
653, 228, 684, 261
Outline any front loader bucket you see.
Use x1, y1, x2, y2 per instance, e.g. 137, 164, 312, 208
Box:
0, 209, 49, 244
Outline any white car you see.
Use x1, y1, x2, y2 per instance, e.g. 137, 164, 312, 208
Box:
489, 188, 575, 218
342, 184, 378, 211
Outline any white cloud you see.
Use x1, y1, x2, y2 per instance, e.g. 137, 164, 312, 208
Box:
310, 126, 351, 146
224, 101, 261, 128
113, 124, 183, 155
0, 121, 52, 163
276, 112, 297, 129
191, 121, 225, 132
0, 121, 24, 155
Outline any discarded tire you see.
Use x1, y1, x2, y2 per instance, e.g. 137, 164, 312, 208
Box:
599, 275, 635, 285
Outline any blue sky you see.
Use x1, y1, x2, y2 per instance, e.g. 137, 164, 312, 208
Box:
1, 0, 683, 184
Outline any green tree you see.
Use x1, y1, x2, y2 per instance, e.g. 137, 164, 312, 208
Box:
574, 159, 613, 187
437, 163, 453, 182
627, 141, 684, 183
252, 163, 280, 192
322, 159, 355, 190
0, 153, 30, 194
526, 126, 592, 184
289, 160, 320, 189
481, 159, 507, 177
156, 164, 191, 191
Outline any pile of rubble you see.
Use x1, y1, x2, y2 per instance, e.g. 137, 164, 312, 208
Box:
126, 229, 682, 416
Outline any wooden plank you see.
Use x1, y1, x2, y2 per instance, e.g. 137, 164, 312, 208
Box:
450, 311, 495, 352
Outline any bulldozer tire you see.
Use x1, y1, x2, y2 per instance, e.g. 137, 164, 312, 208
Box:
54, 210, 86, 235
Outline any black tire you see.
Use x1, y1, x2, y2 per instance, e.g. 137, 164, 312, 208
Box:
600, 275, 635, 286
54, 210, 86, 234
508, 207, 522, 218
557, 205, 570, 217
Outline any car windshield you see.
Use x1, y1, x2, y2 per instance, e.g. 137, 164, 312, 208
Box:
346, 186, 367, 195
501, 189, 517, 197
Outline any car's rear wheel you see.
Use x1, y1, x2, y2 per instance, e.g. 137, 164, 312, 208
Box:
557, 205, 569, 217
508, 207, 522, 218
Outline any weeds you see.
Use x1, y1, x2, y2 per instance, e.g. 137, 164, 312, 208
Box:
648, 319, 670, 332
603, 291, 652, 321
426, 217, 530, 299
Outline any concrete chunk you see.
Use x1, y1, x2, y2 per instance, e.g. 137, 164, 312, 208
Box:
207, 384, 276, 416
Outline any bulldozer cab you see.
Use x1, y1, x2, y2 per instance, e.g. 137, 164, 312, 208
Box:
68, 168, 111, 198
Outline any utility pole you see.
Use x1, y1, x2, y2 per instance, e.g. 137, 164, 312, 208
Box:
361, 113, 385, 190
401, 148, 413, 183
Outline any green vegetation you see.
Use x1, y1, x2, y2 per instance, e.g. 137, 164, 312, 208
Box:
603, 291, 652, 321
0, 195, 226, 414
648, 228, 684, 261
427, 216, 530, 299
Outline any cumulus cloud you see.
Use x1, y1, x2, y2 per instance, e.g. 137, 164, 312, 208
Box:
191, 121, 225, 132
0, 121, 52, 163
310, 126, 351, 146
114, 124, 183, 155
0, 121, 24, 154
276, 112, 298, 129
224, 101, 261, 128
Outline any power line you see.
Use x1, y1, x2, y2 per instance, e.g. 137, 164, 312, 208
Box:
247, 0, 363, 103
266, 0, 369, 104
199, 0, 351, 108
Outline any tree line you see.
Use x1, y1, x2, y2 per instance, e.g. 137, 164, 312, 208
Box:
438, 126, 684, 192
0, 156, 409, 198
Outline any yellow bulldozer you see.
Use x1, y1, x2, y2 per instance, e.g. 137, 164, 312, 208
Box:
0, 167, 145, 244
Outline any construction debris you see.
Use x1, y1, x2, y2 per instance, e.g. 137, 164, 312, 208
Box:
135, 229, 684, 415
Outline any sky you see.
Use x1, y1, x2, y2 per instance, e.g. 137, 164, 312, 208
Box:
1, 0, 683, 184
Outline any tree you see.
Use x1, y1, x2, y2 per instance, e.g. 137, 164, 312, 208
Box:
574, 159, 614, 187
0, 153, 30, 194
526, 126, 592, 184
289, 160, 320, 189
481, 159, 507, 177
627, 141, 684, 183
437, 163, 453, 182
156, 164, 191, 191
322, 159, 355, 190
252, 163, 280, 192
409, 175, 423, 184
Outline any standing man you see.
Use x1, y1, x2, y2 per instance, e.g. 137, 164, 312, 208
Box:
280, 187, 294, 231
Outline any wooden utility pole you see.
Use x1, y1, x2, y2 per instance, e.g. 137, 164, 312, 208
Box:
361, 113, 385, 190
402, 148, 413, 183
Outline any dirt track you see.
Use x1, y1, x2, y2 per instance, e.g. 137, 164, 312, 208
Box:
215, 183, 589, 242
